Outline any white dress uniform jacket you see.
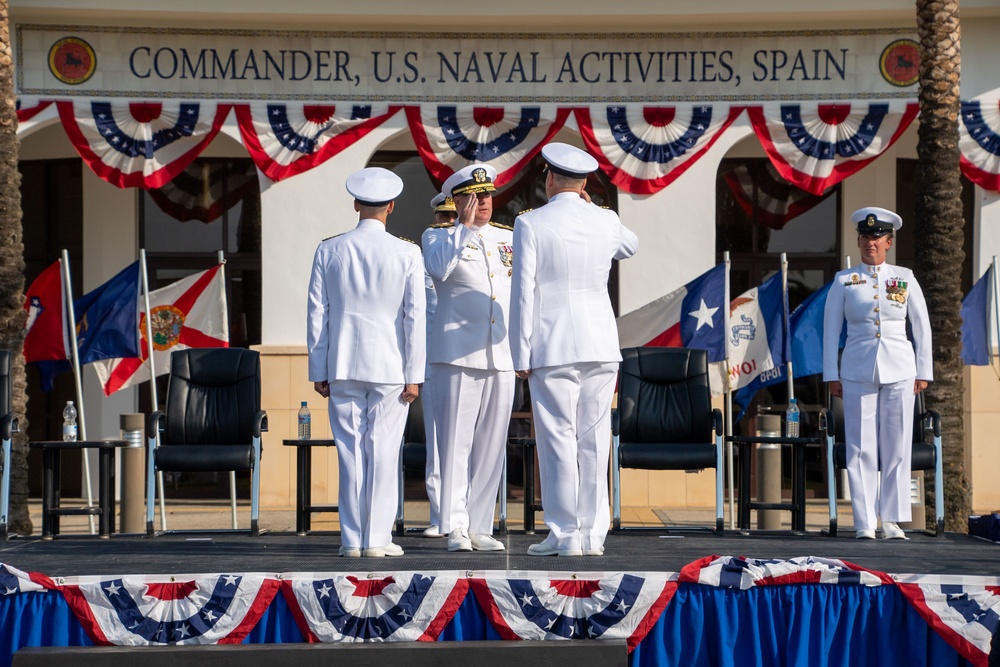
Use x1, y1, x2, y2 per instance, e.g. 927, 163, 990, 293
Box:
822, 263, 932, 384
510, 193, 639, 370
422, 222, 514, 371
307, 218, 426, 386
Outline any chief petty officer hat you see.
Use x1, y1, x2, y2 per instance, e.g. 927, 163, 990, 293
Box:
430, 192, 457, 213
346, 167, 404, 206
852, 206, 902, 238
442, 164, 497, 197
541, 142, 599, 177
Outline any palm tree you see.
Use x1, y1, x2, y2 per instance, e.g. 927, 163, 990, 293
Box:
914, 0, 968, 531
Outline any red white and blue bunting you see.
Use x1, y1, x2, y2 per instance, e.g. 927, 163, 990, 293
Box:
15, 99, 53, 123
959, 98, 1000, 192
678, 555, 893, 588
282, 571, 468, 643
747, 100, 919, 195
576, 104, 743, 195
57, 100, 232, 190
235, 102, 401, 183
722, 160, 833, 229
470, 571, 676, 651
405, 104, 571, 188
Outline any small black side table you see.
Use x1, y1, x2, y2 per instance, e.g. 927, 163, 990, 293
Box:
282, 439, 339, 535
29, 439, 128, 539
509, 437, 543, 534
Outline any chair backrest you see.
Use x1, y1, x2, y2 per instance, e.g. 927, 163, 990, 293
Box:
618, 347, 713, 445
0, 350, 10, 417
162, 348, 260, 447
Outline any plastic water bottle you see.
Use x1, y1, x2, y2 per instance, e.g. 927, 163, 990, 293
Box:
62, 401, 78, 442
297, 401, 311, 440
785, 398, 800, 438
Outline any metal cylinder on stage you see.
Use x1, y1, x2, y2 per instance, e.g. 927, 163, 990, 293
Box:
119, 413, 146, 534
899, 470, 926, 531
756, 414, 782, 530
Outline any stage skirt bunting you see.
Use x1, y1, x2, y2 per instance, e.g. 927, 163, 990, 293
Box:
959, 98, 1000, 192
56, 100, 232, 190
14, 99, 1000, 194
574, 104, 744, 195
234, 102, 401, 182
1, 558, 997, 666
405, 104, 571, 189
746, 100, 919, 195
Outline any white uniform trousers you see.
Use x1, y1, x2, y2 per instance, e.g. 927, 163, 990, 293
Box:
327, 380, 408, 550
422, 365, 442, 527
528, 362, 619, 553
431, 363, 515, 535
841, 376, 915, 531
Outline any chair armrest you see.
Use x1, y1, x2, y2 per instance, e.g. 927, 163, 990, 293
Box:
254, 410, 268, 437
712, 408, 723, 436
819, 407, 835, 438
0, 413, 17, 440
148, 411, 165, 439
925, 409, 941, 438
611, 408, 620, 437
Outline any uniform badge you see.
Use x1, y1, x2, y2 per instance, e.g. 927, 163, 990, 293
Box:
498, 243, 513, 267
466, 243, 479, 250
843, 273, 867, 286
885, 278, 908, 304
473, 167, 487, 183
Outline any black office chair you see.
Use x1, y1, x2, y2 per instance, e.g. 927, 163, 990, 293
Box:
0, 350, 19, 541
146, 348, 267, 537
612, 347, 725, 533
821, 392, 943, 537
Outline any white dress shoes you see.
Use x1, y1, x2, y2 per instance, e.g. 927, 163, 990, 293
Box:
855, 529, 876, 540
422, 525, 445, 538
362, 542, 404, 557
339, 545, 361, 558
583, 545, 605, 556
469, 534, 505, 551
447, 527, 473, 552
882, 521, 908, 540
527, 541, 583, 557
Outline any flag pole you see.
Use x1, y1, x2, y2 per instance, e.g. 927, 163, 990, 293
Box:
781, 253, 795, 400
723, 252, 735, 530
218, 250, 238, 531
59, 250, 97, 535
140, 250, 167, 532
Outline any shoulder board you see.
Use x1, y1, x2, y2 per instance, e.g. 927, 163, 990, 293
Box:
517, 208, 533, 216
489, 221, 514, 231
321, 232, 345, 242
600, 205, 612, 210
394, 235, 417, 244
429, 222, 454, 229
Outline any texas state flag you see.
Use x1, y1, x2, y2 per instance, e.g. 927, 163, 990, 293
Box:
616, 263, 727, 362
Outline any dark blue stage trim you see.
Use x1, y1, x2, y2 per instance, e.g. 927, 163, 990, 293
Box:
0, 584, 973, 667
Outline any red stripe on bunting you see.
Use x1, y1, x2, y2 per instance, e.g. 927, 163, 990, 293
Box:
56, 101, 232, 190
234, 104, 402, 183
216, 578, 283, 645
961, 155, 1000, 192
746, 103, 919, 196
16, 100, 53, 123
896, 583, 991, 667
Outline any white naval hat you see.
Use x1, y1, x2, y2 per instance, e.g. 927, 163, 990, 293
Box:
541, 142, 599, 177
442, 164, 497, 197
851, 206, 902, 237
345, 167, 403, 206
430, 192, 457, 213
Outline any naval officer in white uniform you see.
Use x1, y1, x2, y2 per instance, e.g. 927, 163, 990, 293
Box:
420, 192, 458, 538
511, 143, 639, 556
307, 167, 426, 557
823, 206, 932, 540
422, 164, 513, 553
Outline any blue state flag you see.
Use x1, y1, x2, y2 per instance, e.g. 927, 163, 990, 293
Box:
961, 264, 992, 366
74, 261, 141, 364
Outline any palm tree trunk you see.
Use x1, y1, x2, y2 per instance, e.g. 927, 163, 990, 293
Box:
914, 0, 968, 532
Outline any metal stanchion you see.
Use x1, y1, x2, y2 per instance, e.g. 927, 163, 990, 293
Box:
119, 414, 146, 534
756, 414, 782, 530
899, 471, 926, 531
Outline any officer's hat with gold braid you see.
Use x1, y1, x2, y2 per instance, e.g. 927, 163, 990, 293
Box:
443, 164, 497, 197
851, 206, 902, 238
430, 192, 457, 214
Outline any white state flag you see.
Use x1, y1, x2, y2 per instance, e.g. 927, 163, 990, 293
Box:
708, 274, 784, 395
92, 265, 228, 395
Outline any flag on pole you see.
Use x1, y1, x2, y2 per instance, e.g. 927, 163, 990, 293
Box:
616, 263, 727, 362
713, 272, 787, 394
23, 260, 67, 364
74, 261, 142, 365
93, 265, 228, 396
961, 264, 993, 366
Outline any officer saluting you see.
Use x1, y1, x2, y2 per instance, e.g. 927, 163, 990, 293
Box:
511, 143, 638, 557
422, 164, 513, 553
823, 206, 932, 540
307, 167, 426, 557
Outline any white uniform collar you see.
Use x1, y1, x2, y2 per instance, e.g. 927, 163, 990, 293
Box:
357, 218, 386, 230
549, 191, 583, 203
